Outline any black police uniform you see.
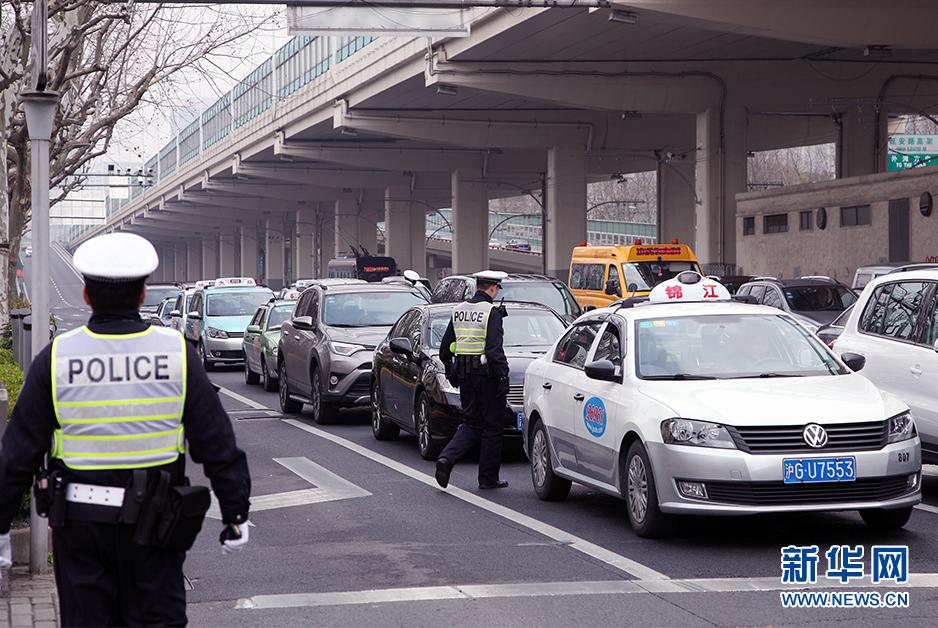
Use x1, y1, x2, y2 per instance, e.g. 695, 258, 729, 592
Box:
438, 289, 510, 487
0, 309, 251, 627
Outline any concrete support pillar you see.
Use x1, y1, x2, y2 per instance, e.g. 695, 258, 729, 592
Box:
266, 216, 286, 291
174, 242, 186, 283
335, 195, 359, 257
359, 189, 383, 256
546, 145, 587, 281
202, 235, 218, 280
218, 231, 237, 277
240, 223, 259, 282
450, 169, 487, 274
658, 160, 696, 248
319, 203, 334, 278
154, 246, 170, 283
187, 239, 202, 283
385, 185, 426, 275
294, 206, 316, 280
838, 107, 887, 178
695, 107, 747, 267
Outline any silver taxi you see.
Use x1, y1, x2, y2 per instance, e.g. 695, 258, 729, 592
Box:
522, 272, 921, 538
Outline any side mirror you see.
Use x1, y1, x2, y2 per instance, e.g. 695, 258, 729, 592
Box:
246, 325, 261, 333
604, 279, 620, 297
584, 359, 619, 381
840, 352, 866, 372
389, 337, 414, 359
188, 311, 202, 320
170, 310, 182, 318
292, 316, 314, 330
628, 283, 639, 293
583, 305, 596, 313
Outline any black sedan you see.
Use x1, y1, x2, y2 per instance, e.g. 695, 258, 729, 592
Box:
371, 302, 568, 460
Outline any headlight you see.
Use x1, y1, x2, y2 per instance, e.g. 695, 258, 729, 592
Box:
272, 346, 278, 357
330, 341, 366, 356
660, 419, 737, 449
206, 327, 229, 339
436, 372, 459, 392
887, 411, 915, 444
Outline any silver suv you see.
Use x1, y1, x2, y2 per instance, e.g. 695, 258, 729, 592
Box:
834, 267, 938, 463
277, 281, 429, 423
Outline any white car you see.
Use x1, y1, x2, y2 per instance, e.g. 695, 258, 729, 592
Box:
833, 266, 938, 464
522, 272, 921, 538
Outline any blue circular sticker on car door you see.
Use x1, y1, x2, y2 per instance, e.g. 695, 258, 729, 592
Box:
584, 397, 606, 437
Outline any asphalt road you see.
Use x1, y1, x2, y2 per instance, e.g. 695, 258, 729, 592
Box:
30, 249, 938, 627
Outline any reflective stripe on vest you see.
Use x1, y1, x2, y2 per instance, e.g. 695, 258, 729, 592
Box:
51, 326, 187, 470
452, 301, 493, 355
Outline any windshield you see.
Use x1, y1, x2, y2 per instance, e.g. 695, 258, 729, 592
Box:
636, 313, 844, 380
324, 291, 428, 327
267, 304, 295, 331
621, 261, 703, 293
498, 282, 582, 318
782, 286, 857, 313
207, 291, 273, 317
143, 287, 180, 307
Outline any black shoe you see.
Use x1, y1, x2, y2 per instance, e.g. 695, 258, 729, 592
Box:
479, 480, 508, 490
435, 457, 452, 488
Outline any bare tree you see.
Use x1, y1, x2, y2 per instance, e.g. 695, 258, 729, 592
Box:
1, 0, 280, 322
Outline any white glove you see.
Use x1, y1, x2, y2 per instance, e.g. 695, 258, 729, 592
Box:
0, 532, 11, 570
221, 522, 249, 555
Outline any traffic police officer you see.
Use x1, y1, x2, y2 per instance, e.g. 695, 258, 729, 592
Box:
0, 233, 251, 627
435, 270, 510, 490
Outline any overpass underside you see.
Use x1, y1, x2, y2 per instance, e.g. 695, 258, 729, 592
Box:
73, 1, 938, 290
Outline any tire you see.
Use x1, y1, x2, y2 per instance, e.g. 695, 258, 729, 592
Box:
199, 342, 214, 371
311, 367, 339, 425
530, 419, 571, 501
624, 440, 674, 538
860, 506, 913, 531
416, 392, 442, 460
262, 357, 277, 392
371, 379, 400, 441
244, 353, 260, 385
278, 361, 303, 414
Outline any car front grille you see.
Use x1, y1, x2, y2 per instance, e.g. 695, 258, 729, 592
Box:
727, 421, 887, 454
506, 385, 523, 406
226, 331, 244, 339
345, 375, 371, 397
701, 475, 914, 506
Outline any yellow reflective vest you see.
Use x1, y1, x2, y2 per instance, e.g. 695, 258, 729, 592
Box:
51, 326, 187, 470
452, 300, 494, 356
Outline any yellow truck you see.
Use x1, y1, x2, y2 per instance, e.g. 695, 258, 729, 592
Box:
568, 239, 704, 309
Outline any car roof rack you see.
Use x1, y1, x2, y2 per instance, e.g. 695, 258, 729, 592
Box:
887, 263, 938, 274
799, 275, 834, 282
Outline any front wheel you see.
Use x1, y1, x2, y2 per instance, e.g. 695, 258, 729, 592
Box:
530, 420, 571, 501
199, 342, 214, 371
371, 379, 400, 440
244, 353, 260, 385
416, 392, 442, 460
311, 368, 339, 425
624, 440, 674, 538
860, 506, 913, 531
279, 362, 302, 414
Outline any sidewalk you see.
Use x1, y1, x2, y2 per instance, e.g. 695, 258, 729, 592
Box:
0, 567, 58, 628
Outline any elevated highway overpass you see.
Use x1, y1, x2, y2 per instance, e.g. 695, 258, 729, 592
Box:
67, 1, 938, 289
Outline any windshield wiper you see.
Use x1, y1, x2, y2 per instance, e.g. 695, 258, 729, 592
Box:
739, 372, 800, 378
642, 373, 720, 380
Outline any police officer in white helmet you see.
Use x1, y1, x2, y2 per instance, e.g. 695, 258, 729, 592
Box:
0, 233, 251, 627
435, 270, 511, 490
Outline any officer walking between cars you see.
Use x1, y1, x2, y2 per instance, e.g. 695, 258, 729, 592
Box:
436, 270, 511, 490
0, 233, 252, 627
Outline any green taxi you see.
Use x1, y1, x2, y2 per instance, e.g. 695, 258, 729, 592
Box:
243, 292, 300, 391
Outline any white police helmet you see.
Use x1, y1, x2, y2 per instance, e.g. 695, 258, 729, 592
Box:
73, 233, 159, 282
472, 270, 508, 286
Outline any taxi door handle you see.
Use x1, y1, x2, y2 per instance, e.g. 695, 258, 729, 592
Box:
573, 393, 584, 401
910, 364, 923, 375
542, 383, 552, 389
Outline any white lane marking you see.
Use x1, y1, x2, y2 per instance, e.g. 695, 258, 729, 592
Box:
218, 386, 269, 410
206, 456, 370, 520
237, 573, 938, 610
283, 418, 668, 582
915, 503, 938, 515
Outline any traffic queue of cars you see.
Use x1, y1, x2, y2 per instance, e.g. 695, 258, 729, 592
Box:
143, 244, 931, 539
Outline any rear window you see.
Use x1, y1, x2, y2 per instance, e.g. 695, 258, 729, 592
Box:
499, 282, 581, 319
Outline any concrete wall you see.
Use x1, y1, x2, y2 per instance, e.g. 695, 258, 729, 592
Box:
736, 167, 938, 283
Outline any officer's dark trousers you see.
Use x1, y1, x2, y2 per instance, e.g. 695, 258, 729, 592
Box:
439, 373, 505, 485
53, 522, 187, 627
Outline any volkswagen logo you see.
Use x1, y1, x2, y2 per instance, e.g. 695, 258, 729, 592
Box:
803, 424, 828, 448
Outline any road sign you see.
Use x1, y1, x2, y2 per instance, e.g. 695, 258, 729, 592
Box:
888, 134, 938, 171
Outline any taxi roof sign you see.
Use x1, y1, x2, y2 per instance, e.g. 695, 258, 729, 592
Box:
648, 272, 730, 303
214, 277, 256, 287
281, 290, 302, 300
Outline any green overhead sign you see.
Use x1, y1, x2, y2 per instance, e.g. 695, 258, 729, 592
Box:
888, 134, 938, 171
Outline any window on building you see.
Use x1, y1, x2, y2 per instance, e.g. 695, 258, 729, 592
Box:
763, 214, 788, 234
841, 204, 871, 227
743, 216, 755, 236
800, 210, 813, 231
